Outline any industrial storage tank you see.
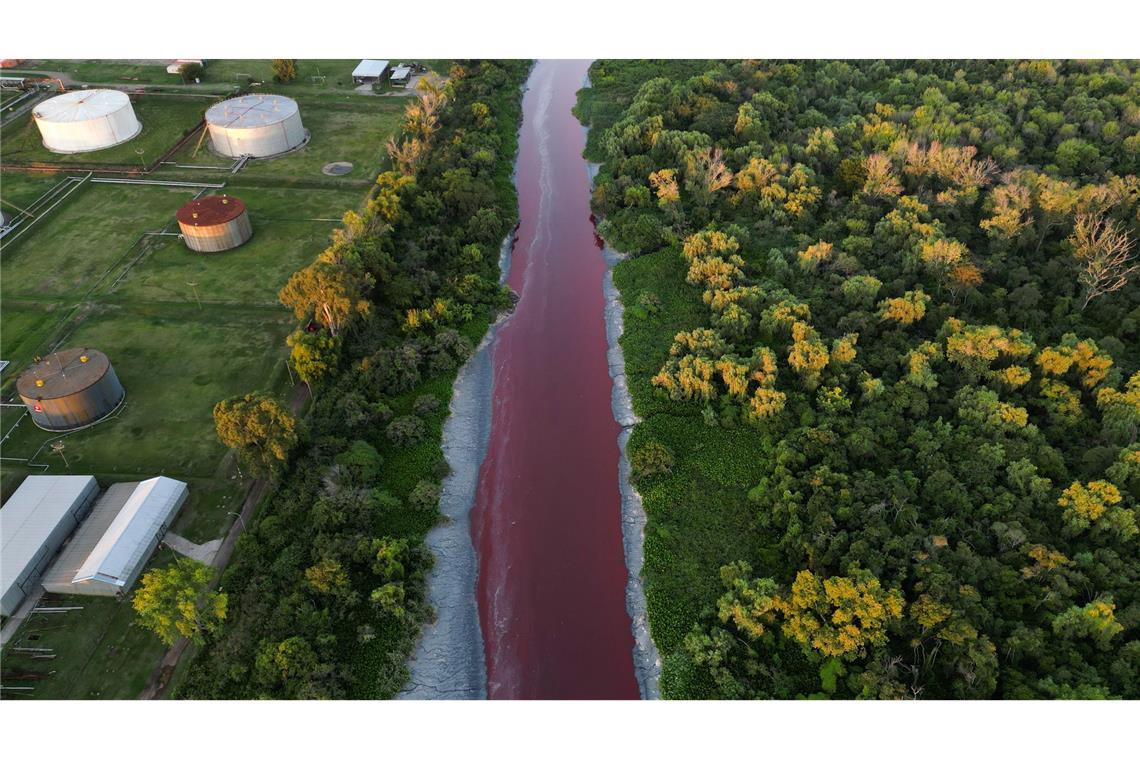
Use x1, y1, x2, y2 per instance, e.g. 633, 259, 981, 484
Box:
32, 90, 141, 154
176, 195, 253, 252
205, 94, 306, 158
16, 348, 125, 431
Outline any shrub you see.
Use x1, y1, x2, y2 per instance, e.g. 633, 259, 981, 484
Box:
408, 480, 442, 511
386, 415, 426, 447
413, 394, 441, 416
631, 439, 675, 482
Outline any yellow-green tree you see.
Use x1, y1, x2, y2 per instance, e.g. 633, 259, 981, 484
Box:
944, 321, 1036, 379
305, 558, 351, 597
278, 262, 373, 337
1097, 372, 1140, 444
132, 557, 226, 646
271, 59, 298, 83
777, 569, 904, 660
1052, 597, 1125, 650
287, 329, 341, 392
716, 561, 780, 639
878, 289, 931, 325
213, 392, 298, 477
1057, 480, 1122, 530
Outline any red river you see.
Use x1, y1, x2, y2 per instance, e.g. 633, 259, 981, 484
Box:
471, 59, 640, 699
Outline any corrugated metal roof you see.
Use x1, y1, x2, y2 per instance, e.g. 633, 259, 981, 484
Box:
2, 476, 97, 592
41, 483, 134, 593
205, 94, 299, 130
72, 477, 187, 587
353, 59, 390, 78
33, 89, 131, 123
391, 65, 413, 80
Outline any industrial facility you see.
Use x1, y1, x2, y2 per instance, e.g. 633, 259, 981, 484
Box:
177, 194, 253, 252
1, 476, 100, 616
16, 348, 125, 431
32, 89, 141, 154
41, 477, 188, 597
204, 93, 306, 158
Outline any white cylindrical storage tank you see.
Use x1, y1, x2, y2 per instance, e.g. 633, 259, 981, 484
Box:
205, 94, 305, 158
32, 90, 141, 154
177, 195, 253, 252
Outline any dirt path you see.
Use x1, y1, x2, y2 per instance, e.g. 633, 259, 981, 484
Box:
137, 384, 309, 699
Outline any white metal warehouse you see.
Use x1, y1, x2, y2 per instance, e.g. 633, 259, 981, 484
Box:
66, 476, 189, 596
32, 89, 142, 154
1, 475, 99, 616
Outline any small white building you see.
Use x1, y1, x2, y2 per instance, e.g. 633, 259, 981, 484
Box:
352, 59, 390, 85
389, 65, 413, 88
1, 475, 99, 616
41, 477, 188, 597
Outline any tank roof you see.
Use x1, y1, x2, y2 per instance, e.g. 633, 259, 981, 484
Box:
205, 94, 299, 129
33, 89, 131, 123
16, 348, 112, 401
176, 195, 247, 226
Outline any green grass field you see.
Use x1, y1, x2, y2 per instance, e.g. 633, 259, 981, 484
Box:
2, 183, 197, 301
108, 186, 361, 306
0, 171, 71, 209
0, 305, 294, 477
165, 97, 405, 184
0, 553, 176, 700
10, 60, 186, 86
0, 94, 210, 167
5, 59, 445, 100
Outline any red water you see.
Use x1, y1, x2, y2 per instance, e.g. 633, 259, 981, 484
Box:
471, 59, 639, 699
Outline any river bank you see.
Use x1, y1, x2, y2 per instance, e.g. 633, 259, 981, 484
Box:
591, 159, 663, 699
398, 200, 519, 698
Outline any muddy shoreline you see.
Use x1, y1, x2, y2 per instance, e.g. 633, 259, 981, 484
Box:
397, 228, 515, 700
588, 159, 664, 699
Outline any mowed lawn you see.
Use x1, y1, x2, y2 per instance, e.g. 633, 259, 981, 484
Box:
1, 183, 197, 301
0, 94, 211, 167
0, 305, 67, 383
0, 304, 294, 479
166, 97, 405, 183
0, 553, 176, 700
107, 186, 361, 306
0, 171, 69, 209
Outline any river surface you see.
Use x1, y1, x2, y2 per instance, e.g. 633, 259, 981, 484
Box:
471, 59, 640, 699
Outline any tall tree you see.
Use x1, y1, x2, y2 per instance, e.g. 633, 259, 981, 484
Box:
132, 558, 227, 646
213, 392, 298, 477
1069, 211, 1138, 309
278, 262, 373, 336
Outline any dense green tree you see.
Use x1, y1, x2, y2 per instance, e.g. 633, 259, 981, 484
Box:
132, 558, 227, 646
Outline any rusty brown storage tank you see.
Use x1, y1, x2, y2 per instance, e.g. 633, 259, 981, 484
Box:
176, 195, 252, 253
16, 348, 125, 431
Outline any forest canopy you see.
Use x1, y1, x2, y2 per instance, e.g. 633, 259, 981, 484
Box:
579, 59, 1139, 699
